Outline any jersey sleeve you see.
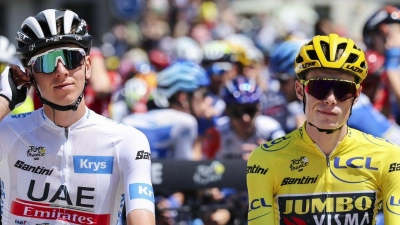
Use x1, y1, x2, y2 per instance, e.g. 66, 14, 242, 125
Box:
117, 127, 155, 216
381, 145, 400, 224
247, 148, 276, 225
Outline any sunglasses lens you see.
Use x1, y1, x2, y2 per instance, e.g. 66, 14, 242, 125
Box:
230, 106, 258, 118
32, 49, 84, 74
305, 79, 356, 102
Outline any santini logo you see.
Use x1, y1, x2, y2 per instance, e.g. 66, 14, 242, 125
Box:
73, 156, 114, 174
281, 175, 318, 186
14, 160, 54, 176
247, 164, 268, 175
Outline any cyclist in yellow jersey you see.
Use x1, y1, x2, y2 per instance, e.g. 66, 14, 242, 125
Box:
247, 33, 400, 225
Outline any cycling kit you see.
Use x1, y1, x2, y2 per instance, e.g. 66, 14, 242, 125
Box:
121, 108, 198, 160
0, 108, 154, 225
203, 115, 285, 159
247, 123, 400, 225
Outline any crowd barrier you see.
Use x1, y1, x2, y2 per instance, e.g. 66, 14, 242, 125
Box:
151, 159, 247, 192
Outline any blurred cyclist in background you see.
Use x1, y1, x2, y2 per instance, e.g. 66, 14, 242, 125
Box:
202, 76, 285, 160
265, 39, 307, 133
122, 60, 210, 160
363, 5, 400, 125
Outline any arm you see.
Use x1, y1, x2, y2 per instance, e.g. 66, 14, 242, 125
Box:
0, 97, 10, 121
119, 128, 155, 225
247, 148, 276, 225
381, 146, 400, 224
127, 209, 155, 225
0, 65, 31, 121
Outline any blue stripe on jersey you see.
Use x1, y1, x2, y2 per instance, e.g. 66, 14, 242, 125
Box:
129, 183, 154, 202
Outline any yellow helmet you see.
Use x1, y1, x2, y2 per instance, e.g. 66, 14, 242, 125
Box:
294, 33, 368, 83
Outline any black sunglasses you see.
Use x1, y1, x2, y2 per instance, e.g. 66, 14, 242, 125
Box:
300, 78, 359, 102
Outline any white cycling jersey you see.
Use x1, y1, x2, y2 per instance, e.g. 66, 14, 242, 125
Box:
0, 108, 154, 225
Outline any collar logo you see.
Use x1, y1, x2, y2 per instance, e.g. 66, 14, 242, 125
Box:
290, 156, 309, 172
27, 146, 46, 160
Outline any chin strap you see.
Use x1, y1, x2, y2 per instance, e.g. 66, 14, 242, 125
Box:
308, 122, 343, 134
30, 67, 87, 111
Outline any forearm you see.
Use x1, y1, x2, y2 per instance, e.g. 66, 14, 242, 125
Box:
127, 209, 155, 225
0, 97, 10, 121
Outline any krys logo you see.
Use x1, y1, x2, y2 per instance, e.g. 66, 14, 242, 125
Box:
278, 192, 376, 225
290, 156, 308, 172
386, 195, 400, 216
193, 161, 225, 185
330, 157, 378, 183
73, 156, 114, 174
27, 146, 46, 160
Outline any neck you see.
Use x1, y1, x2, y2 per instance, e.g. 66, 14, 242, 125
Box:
43, 99, 87, 127
305, 122, 348, 156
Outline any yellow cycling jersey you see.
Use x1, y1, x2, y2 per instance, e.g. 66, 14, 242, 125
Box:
247, 124, 400, 225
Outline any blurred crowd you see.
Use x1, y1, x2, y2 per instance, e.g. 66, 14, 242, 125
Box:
4, 1, 400, 224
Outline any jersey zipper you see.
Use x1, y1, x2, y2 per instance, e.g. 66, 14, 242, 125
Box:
64, 127, 69, 139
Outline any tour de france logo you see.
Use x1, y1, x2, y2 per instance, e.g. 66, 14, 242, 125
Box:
290, 156, 309, 172
27, 146, 46, 160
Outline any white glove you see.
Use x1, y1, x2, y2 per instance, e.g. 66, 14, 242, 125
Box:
0, 66, 29, 110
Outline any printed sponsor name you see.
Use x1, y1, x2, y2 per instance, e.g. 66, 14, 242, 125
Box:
247, 164, 268, 175
389, 162, 400, 172
73, 156, 114, 174
27, 179, 95, 208
10, 199, 110, 225
14, 160, 53, 176
248, 198, 273, 222
278, 192, 376, 225
128, 183, 154, 203
281, 175, 318, 186
135, 150, 151, 160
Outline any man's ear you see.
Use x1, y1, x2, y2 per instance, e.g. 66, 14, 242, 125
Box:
85, 55, 92, 79
353, 85, 363, 104
295, 80, 304, 101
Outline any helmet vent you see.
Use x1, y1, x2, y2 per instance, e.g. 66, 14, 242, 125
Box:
346, 53, 358, 63
295, 55, 303, 63
306, 50, 318, 60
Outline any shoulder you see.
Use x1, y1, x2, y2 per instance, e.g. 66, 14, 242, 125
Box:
348, 128, 400, 152
0, 110, 41, 133
349, 128, 396, 146
249, 130, 297, 163
90, 111, 147, 140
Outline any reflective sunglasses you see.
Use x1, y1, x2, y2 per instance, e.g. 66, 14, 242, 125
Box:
300, 78, 360, 102
27, 47, 86, 74
228, 105, 258, 119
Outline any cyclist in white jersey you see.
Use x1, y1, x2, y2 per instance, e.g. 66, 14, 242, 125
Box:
202, 76, 285, 160
122, 61, 210, 160
0, 9, 155, 225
